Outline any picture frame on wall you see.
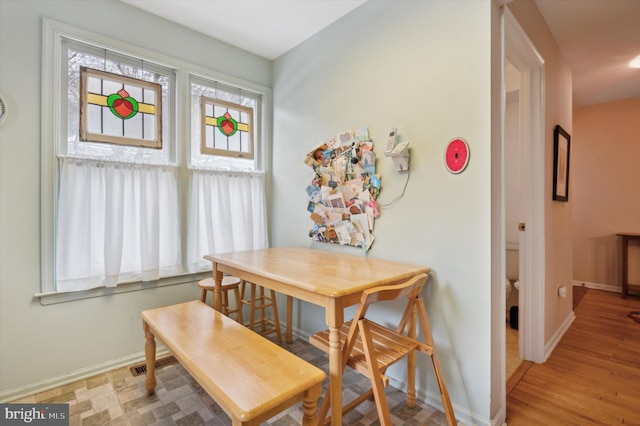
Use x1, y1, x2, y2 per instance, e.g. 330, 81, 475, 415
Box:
553, 124, 571, 202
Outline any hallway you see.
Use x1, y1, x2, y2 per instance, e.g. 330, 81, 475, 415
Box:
506, 289, 640, 424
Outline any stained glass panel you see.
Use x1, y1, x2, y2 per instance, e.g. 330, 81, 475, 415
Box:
201, 97, 253, 159
79, 67, 162, 149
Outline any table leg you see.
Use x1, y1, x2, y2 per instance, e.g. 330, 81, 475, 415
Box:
622, 236, 629, 299
143, 322, 157, 394
301, 382, 322, 426
328, 325, 342, 425
249, 283, 257, 329
286, 295, 293, 344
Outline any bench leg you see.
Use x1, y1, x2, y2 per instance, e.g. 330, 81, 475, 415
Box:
143, 321, 157, 394
302, 383, 323, 426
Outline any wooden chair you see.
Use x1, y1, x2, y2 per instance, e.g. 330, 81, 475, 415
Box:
198, 277, 243, 324
309, 273, 456, 426
240, 282, 282, 343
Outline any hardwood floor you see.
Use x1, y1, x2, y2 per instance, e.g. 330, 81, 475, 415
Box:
506, 321, 522, 380
506, 289, 640, 425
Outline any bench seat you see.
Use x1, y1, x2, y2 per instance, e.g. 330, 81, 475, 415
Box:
141, 300, 325, 425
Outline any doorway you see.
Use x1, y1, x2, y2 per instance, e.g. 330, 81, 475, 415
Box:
504, 7, 546, 366
504, 59, 522, 379
495, 7, 547, 423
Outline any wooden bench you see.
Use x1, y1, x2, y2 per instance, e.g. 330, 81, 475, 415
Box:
141, 300, 325, 425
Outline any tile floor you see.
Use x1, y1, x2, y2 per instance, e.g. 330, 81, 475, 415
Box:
11, 337, 453, 425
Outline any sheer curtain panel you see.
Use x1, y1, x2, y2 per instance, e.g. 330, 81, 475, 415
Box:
186, 170, 268, 273
56, 158, 183, 292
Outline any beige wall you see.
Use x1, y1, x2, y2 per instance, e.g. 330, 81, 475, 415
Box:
572, 97, 640, 289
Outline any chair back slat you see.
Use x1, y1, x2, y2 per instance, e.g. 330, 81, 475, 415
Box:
361, 273, 428, 306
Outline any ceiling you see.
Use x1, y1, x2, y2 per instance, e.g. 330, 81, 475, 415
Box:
120, 0, 366, 61
535, 0, 640, 107
121, 0, 640, 108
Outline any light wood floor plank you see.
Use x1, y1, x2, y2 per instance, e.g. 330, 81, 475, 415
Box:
506, 289, 640, 425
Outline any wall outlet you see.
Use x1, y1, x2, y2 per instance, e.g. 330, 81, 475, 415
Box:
558, 285, 567, 298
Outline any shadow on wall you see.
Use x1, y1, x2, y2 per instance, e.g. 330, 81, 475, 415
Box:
590, 234, 620, 287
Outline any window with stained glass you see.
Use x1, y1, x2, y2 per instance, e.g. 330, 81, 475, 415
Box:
40, 18, 270, 301
190, 78, 260, 171
64, 39, 173, 165
80, 67, 162, 149
201, 97, 253, 158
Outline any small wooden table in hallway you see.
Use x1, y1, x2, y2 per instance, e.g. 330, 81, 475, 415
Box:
616, 233, 640, 298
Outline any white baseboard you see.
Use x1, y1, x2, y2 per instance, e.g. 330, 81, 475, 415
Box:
573, 280, 640, 296
0, 326, 301, 402
544, 310, 575, 361
490, 407, 507, 426
572, 280, 621, 293
385, 375, 490, 426
0, 348, 170, 403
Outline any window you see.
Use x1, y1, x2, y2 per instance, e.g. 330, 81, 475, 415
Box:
190, 78, 260, 171
201, 97, 252, 158
186, 77, 267, 273
79, 67, 163, 149
56, 37, 181, 293
63, 40, 174, 164
40, 19, 270, 303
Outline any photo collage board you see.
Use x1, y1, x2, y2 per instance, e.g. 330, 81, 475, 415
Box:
304, 126, 381, 251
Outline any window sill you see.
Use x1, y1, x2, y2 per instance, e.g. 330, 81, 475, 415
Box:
35, 272, 211, 305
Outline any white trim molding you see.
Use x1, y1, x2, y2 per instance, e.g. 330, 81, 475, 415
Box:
504, 7, 546, 364
0, 348, 170, 403
544, 310, 575, 361
572, 280, 624, 293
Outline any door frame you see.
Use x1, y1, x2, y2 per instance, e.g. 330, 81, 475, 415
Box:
504, 7, 546, 365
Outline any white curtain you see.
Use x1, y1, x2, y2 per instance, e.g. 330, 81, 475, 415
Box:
56, 158, 182, 292
186, 169, 268, 273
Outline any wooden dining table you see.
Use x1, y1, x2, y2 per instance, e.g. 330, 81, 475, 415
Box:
204, 246, 431, 425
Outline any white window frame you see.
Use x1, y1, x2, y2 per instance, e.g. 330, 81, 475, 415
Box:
39, 18, 271, 304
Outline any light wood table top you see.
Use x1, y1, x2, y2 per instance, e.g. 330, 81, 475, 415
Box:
205, 246, 430, 300
205, 246, 430, 425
